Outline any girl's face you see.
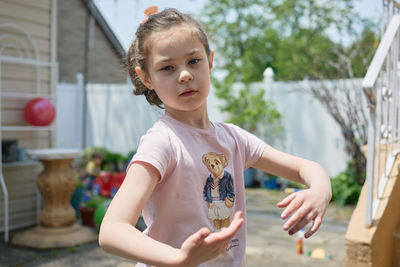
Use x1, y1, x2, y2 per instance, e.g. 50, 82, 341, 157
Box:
136, 25, 214, 116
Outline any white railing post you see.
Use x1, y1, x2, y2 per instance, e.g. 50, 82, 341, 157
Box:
365, 100, 376, 227
362, 11, 400, 226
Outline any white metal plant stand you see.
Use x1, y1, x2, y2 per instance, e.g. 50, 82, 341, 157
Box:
0, 23, 58, 243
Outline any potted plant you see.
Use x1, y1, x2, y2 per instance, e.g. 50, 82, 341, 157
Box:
79, 195, 104, 227
70, 179, 85, 218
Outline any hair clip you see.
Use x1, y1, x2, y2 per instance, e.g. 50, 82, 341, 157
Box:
142, 6, 158, 24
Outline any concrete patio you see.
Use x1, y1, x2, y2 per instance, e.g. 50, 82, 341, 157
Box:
0, 189, 351, 267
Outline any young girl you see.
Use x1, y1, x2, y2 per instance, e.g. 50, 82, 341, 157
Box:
99, 7, 332, 267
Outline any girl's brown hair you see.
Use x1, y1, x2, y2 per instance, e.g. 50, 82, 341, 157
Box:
126, 8, 211, 108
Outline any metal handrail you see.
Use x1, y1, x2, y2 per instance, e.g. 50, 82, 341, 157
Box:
363, 16, 400, 90
363, 12, 400, 227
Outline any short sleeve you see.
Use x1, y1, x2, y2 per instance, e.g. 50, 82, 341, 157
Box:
128, 127, 173, 180
228, 124, 266, 169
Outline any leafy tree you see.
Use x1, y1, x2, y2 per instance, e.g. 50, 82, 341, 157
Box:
265, 3, 378, 182
200, 0, 282, 140
212, 74, 281, 136
200, 0, 378, 181
304, 27, 378, 183
273, 29, 339, 80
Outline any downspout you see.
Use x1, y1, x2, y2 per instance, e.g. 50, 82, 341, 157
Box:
50, 0, 58, 148
82, 0, 92, 149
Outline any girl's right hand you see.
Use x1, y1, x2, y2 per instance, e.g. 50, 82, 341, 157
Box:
177, 211, 244, 267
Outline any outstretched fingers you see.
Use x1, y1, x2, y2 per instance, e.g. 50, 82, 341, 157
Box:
279, 194, 303, 220
286, 210, 315, 235
190, 228, 211, 246
205, 211, 244, 244
277, 193, 296, 208
304, 216, 322, 239
227, 211, 244, 234
179, 211, 244, 266
278, 189, 328, 238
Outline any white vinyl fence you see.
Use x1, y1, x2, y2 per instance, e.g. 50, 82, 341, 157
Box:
57, 74, 161, 154
260, 77, 351, 177
56, 74, 352, 177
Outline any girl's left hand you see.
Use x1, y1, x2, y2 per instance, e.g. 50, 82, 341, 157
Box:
277, 188, 331, 239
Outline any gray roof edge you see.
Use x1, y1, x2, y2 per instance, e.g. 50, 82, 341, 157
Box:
83, 0, 127, 59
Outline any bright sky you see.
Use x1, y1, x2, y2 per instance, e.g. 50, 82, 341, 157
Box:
94, 0, 383, 50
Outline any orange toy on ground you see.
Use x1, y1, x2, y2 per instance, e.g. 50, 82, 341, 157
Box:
296, 238, 303, 255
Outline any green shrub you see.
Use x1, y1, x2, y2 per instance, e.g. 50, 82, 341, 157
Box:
82, 195, 105, 209
331, 161, 363, 206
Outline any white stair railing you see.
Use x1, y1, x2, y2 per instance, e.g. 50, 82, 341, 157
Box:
362, 0, 400, 227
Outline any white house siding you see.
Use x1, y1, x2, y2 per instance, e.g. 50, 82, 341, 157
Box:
0, 0, 55, 233
0, 0, 54, 149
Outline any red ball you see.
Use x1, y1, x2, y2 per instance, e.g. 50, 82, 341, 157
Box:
24, 98, 56, 126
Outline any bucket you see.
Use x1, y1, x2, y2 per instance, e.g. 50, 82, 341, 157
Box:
244, 168, 254, 187
262, 177, 278, 190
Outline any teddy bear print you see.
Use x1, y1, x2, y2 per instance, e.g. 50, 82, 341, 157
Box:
202, 152, 235, 230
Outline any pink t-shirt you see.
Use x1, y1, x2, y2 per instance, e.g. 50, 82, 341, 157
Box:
130, 114, 266, 267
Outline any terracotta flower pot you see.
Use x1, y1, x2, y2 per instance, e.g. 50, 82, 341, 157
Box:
79, 206, 95, 227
